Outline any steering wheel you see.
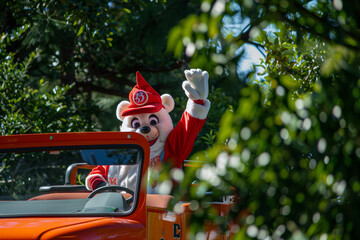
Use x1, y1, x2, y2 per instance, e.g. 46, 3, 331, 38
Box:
88, 185, 134, 205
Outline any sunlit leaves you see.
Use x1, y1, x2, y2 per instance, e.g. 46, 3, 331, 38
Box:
76, 25, 85, 36
167, 14, 213, 59
166, 1, 360, 239
166, 0, 241, 73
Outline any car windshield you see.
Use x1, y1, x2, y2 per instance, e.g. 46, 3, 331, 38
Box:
0, 145, 143, 217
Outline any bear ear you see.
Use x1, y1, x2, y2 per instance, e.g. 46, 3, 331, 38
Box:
161, 94, 175, 113
116, 101, 130, 121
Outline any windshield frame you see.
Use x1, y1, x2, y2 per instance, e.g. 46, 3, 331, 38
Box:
0, 132, 150, 220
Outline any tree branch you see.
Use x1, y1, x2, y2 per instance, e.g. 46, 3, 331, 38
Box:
116, 60, 185, 75
269, 1, 360, 51
90, 61, 184, 86
76, 82, 128, 98
293, 1, 360, 42
91, 68, 135, 86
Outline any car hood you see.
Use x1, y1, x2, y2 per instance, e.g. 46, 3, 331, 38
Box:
0, 216, 145, 240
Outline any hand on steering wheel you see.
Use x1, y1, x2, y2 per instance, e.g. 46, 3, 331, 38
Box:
88, 185, 134, 205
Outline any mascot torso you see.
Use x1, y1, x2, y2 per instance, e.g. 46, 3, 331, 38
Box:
86, 70, 210, 193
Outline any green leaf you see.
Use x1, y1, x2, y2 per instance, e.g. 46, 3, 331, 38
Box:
217, 110, 234, 142
77, 25, 85, 36
123, 8, 131, 14
280, 75, 299, 89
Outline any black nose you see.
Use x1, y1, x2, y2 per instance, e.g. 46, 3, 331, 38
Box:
140, 126, 151, 134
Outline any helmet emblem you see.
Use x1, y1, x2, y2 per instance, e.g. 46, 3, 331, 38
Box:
133, 90, 148, 106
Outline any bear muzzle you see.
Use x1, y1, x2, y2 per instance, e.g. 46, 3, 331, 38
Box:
137, 126, 159, 147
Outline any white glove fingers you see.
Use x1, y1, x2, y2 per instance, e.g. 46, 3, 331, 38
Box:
182, 81, 200, 100
185, 69, 201, 82
202, 71, 209, 99
184, 70, 197, 82
184, 82, 201, 100
184, 70, 191, 80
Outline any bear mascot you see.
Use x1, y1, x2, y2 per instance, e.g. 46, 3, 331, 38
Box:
85, 69, 210, 194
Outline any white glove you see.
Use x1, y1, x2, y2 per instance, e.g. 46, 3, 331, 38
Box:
182, 69, 209, 101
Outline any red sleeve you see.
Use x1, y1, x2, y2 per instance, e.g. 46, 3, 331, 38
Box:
89, 178, 106, 190
86, 165, 109, 190
163, 111, 206, 168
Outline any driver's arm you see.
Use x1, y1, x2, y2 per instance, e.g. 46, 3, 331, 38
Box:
89, 177, 107, 189
85, 165, 109, 191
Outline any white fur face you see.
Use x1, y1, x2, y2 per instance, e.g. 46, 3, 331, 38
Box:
116, 93, 175, 154
120, 108, 173, 153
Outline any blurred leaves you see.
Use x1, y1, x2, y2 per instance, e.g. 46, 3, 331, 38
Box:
165, 0, 360, 239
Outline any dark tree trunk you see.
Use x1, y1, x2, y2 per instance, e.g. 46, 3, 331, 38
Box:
59, 30, 75, 88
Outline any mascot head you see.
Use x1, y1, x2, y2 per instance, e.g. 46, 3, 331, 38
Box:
116, 72, 175, 153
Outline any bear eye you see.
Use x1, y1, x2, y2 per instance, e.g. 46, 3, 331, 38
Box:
149, 115, 159, 126
131, 118, 141, 129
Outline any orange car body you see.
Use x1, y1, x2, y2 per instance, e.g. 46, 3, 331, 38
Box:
0, 132, 233, 240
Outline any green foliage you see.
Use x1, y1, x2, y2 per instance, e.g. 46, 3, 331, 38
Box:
165, 0, 360, 239
188, 87, 237, 153
252, 29, 326, 97
1, 0, 207, 130
2, 0, 360, 238
0, 34, 98, 197
0, 151, 81, 199
0, 42, 97, 135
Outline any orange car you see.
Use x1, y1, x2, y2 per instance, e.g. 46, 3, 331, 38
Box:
0, 132, 233, 239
